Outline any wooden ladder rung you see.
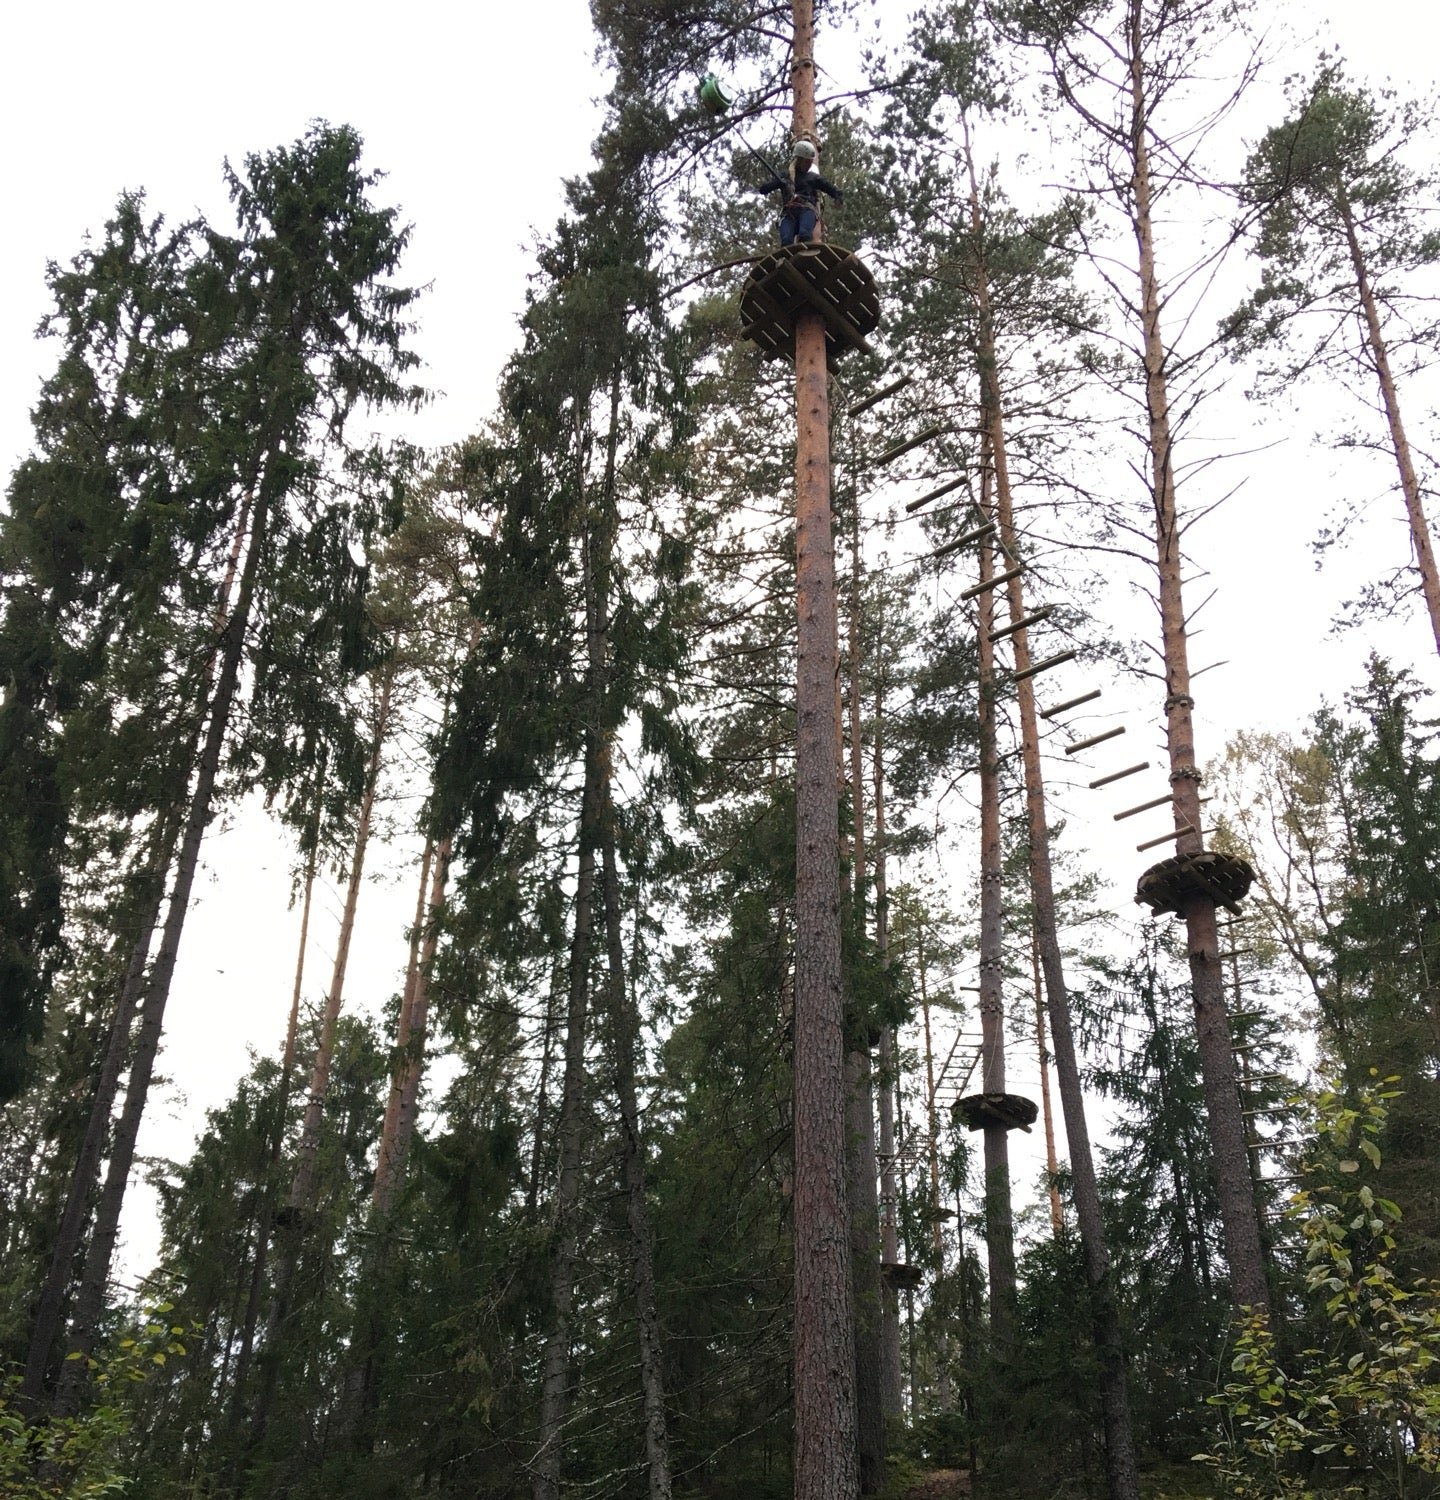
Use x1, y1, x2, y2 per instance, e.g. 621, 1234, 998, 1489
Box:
961, 564, 1024, 601
1065, 726, 1125, 756
1040, 688, 1099, 719
1015, 649, 1075, 681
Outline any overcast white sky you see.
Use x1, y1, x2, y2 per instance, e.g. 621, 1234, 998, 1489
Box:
3, 0, 1439, 1282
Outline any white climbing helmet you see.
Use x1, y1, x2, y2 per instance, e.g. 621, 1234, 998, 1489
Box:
792, 140, 818, 163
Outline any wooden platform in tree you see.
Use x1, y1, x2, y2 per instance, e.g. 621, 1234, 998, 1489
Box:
882, 1260, 925, 1291
1135, 849, 1256, 918
740, 244, 880, 362
953, 1092, 1039, 1134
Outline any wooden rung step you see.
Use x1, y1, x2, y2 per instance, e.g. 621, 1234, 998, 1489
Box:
848, 376, 911, 418
1115, 793, 1173, 822
961, 564, 1023, 600
906, 476, 966, 513
876, 423, 946, 466
1089, 761, 1149, 789
932, 522, 996, 560
1137, 822, 1193, 852
1065, 726, 1125, 756
1015, 649, 1075, 681
1040, 688, 1100, 719
990, 606, 1053, 642
1217, 949, 1253, 960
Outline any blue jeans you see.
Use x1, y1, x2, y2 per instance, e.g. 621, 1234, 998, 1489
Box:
780, 205, 817, 246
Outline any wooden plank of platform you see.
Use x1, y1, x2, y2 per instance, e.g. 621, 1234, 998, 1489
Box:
773, 258, 874, 354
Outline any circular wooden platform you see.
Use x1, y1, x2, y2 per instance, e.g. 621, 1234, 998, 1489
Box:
882, 1260, 925, 1291
1135, 849, 1255, 918
740, 244, 880, 363
952, 1092, 1039, 1134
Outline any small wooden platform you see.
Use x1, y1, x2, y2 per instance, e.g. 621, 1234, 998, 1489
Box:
953, 1092, 1039, 1134
882, 1260, 925, 1291
740, 244, 880, 363
1135, 849, 1256, 918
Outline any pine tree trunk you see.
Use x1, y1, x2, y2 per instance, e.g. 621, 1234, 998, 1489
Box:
225, 831, 318, 1444
54, 492, 271, 1417
1339, 196, 1440, 657
918, 954, 952, 1412
372, 834, 448, 1220
528, 959, 564, 1217
845, 490, 886, 1491
1031, 921, 1065, 1239
974, 452, 1017, 1340
846, 1046, 885, 1494
340, 832, 451, 1447
251, 663, 395, 1438
1126, 18, 1268, 1313
598, 813, 672, 1500
22, 816, 175, 1406
27, 497, 253, 1408
533, 762, 599, 1500
790, 7, 857, 1494
960, 114, 1140, 1496
535, 379, 627, 1500
871, 669, 904, 1420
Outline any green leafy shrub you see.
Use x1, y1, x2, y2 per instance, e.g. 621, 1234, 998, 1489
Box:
1196, 1079, 1440, 1496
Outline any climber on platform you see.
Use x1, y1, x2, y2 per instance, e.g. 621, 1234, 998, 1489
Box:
754, 140, 843, 247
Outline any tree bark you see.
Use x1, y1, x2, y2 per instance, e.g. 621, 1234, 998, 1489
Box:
54, 491, 271, 1417
28, 495, 253, 1409
917, 954, 952, 1412
372, 834, 448, 1220
872, 684, 904, 1420
1339, 196, 1440, 658
974, 450, 1017, 1341
22, 816, 175, 1406
960, 109, 1140, 1498
251, 663, 395, 1438
790, 7, 858, 1496
846, 1046, 885, 1494
225, 827, 318, 1444
1125, 11, 1268, 1313
845, 480, 886, 1491
533, 741, 600, 1500
599, 821, 672, 1500
1031, 920, 1065, 1239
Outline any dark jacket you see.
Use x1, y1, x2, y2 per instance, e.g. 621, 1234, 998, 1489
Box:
754, 166, 843, 209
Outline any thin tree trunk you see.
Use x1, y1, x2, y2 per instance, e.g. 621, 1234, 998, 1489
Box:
973, 445, 1017, 1341
372, 834, 446, 1219
55, 491, 271, 1417
599, 820, 672, 1500
252, 663, 396, 1438
790, 7, 857, 1496
846, 1047, 885, 1494
872, 663, 904, 1421
22, 814, 176, 1406
27, 496, 253, 1408
535, 381, 624, 1500
533, 749, 600, 1500
1126, 17, 1268, 1313
1031, 919, 1064, 1239
918, 953, 952, 1412
959, 109, 1140, 1498
225, 828, 319, 1442
1339, 198, 1440, 656
528, 958, 564, 1218
341, 831, 452, 1447
286, 669, 394, 1216
845, 473, 885, 1492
